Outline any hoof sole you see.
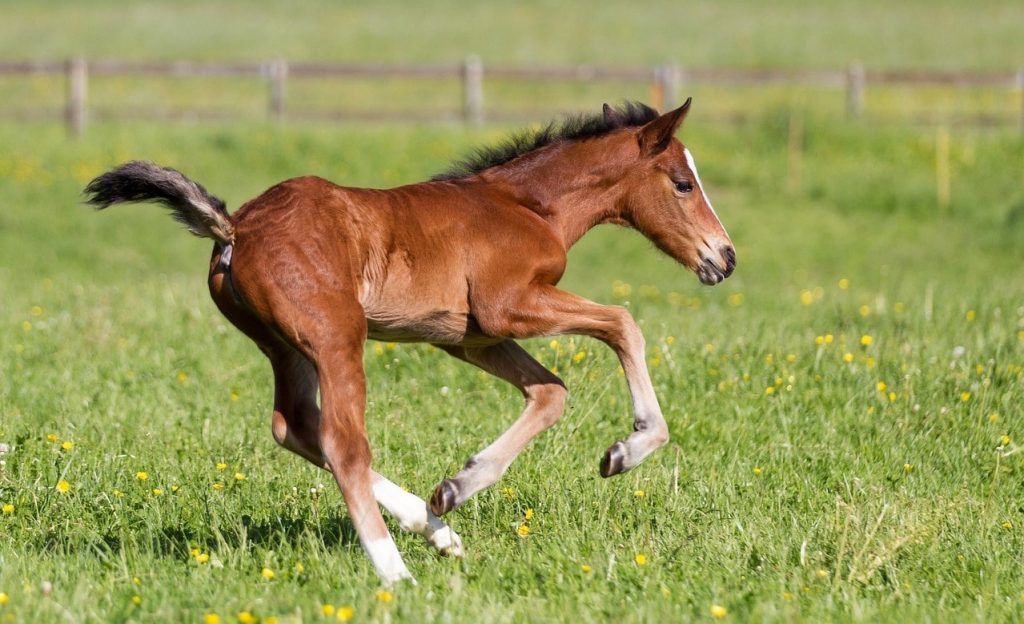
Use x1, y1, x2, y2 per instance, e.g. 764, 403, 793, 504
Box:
430, 479, 459, 516
600, 441, 628, 478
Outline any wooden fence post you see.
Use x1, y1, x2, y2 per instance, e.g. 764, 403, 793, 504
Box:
936, 126, 950, 213
650, 66, 665, 112
66, 57, 87, 137
846, 61, 865, 118
787, 110, 804, 193
268, 59, 288, 121
659, 63, 681, 110
463, 55, 484, 126
1017, 68, 1024, 134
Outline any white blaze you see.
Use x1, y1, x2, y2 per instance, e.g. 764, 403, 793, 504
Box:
683, 148, 719, 220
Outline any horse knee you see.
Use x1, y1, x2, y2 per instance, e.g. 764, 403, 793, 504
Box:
529, 381, 567, 429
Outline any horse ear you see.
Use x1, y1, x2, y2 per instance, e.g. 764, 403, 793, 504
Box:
603, 103, 627, 128
638, 97, 692, 157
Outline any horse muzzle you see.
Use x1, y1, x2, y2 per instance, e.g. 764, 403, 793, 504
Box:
696, 245, 736, 286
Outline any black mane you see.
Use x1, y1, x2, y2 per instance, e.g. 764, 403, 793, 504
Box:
432, 101, 659, 181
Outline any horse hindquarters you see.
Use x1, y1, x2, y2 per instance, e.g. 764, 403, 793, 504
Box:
207, 240, 413, 585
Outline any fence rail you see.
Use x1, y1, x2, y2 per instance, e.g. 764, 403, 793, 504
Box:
1, 58, 1022, 136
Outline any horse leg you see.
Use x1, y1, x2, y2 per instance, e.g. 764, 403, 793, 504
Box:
212, 264, 460, 561
478, 285, 669, 478
430, 340, 567, 516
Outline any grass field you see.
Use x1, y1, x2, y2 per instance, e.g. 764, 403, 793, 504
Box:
2, 2, 1024, 623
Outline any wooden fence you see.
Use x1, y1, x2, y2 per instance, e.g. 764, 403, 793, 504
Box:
1, 57, 1022, 136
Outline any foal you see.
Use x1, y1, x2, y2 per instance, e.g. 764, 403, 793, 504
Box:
85, 99, 734, 585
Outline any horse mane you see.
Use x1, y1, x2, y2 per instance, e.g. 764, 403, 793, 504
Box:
432, 101, 659, 181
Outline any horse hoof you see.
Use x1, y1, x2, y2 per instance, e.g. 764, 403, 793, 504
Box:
430, 479, 459, 516
600, 442, 628, 478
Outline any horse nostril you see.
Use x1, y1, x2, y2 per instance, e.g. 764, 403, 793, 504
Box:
722, 245, 737, 273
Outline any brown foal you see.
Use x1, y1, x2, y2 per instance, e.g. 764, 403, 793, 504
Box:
85, 99, 734, 585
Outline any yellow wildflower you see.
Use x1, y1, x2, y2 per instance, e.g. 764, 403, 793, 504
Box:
710, 604, 727, 619
727, 293, 744, 306
131, 595, 141, 605
633, 489, 646, 498
816, 568, 829, 578
216, 462, 227, 471
858, 305, 870, 317
237, 612, 256, 624
56, 480, 70, 493
230, 391, 239, 402
572, 351, 587, 363
176, 371, 188, 383
234, 472, 246, 482
634, 553, 647, 566
838, 278, 849, 290
2, 504, 13, 514
888, 392, 896, 402
524, 508, 534, 520
293, 562, 305, 574
843, 352, 854, 363
815, 336, 824, 345
989, 413, 999, 424
132, 577, 141, 585
860, 335, 872, 347
46, 433, 59, 443
786, 353, 796, 363
752, 467, 762, 476
196, 553, 210, 564
113, 489, 124, 498
1002, 521, 1013, 530
30, 306, 43, 317
960, 391, 971, 402
824, 334, 834, 344
152, 488, 163, 496
799, 290, 814, 305
549, 339, 560, 351
581, 564, 592, 573
966, 310, 976, 321
375, 590, 393, 603
322, 604, 336, 617
61, 441, 74, 450
904, 463, 913, 472
260, 567, 275, 581
765, 386, 775, 396
212, 483, 225, 491
136, 471, 148, 481
21, 321, 31, 332
337, 606, 354, 621
0, 592, 7, 605
876, 381, 887, 393
517, 524, 530, 538
1001, 435, 1011, 446
204, 615, 221, 624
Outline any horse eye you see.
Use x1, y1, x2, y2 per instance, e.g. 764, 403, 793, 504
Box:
674, 180, 693, 193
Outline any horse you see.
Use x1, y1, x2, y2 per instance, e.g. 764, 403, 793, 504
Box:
84, 98, 735, 586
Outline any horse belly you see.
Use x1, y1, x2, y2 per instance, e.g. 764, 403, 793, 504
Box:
365, 310, 495, 346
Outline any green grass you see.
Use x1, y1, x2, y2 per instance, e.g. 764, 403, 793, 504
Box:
1, 115, 1023, 623
2, 1, 1024, 622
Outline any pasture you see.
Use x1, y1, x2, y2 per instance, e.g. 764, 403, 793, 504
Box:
2, 1, 1024, 622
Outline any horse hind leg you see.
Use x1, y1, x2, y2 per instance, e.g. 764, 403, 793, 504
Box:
270, 343, 463, 557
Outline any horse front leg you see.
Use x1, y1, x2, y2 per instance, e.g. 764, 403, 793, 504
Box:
430, 340, 567, 516
477, 285, 669, 479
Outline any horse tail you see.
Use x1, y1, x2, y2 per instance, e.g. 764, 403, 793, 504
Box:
84, 161, 234, 246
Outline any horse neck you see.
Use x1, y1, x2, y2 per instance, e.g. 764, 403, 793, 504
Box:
483, 140, 629, 250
